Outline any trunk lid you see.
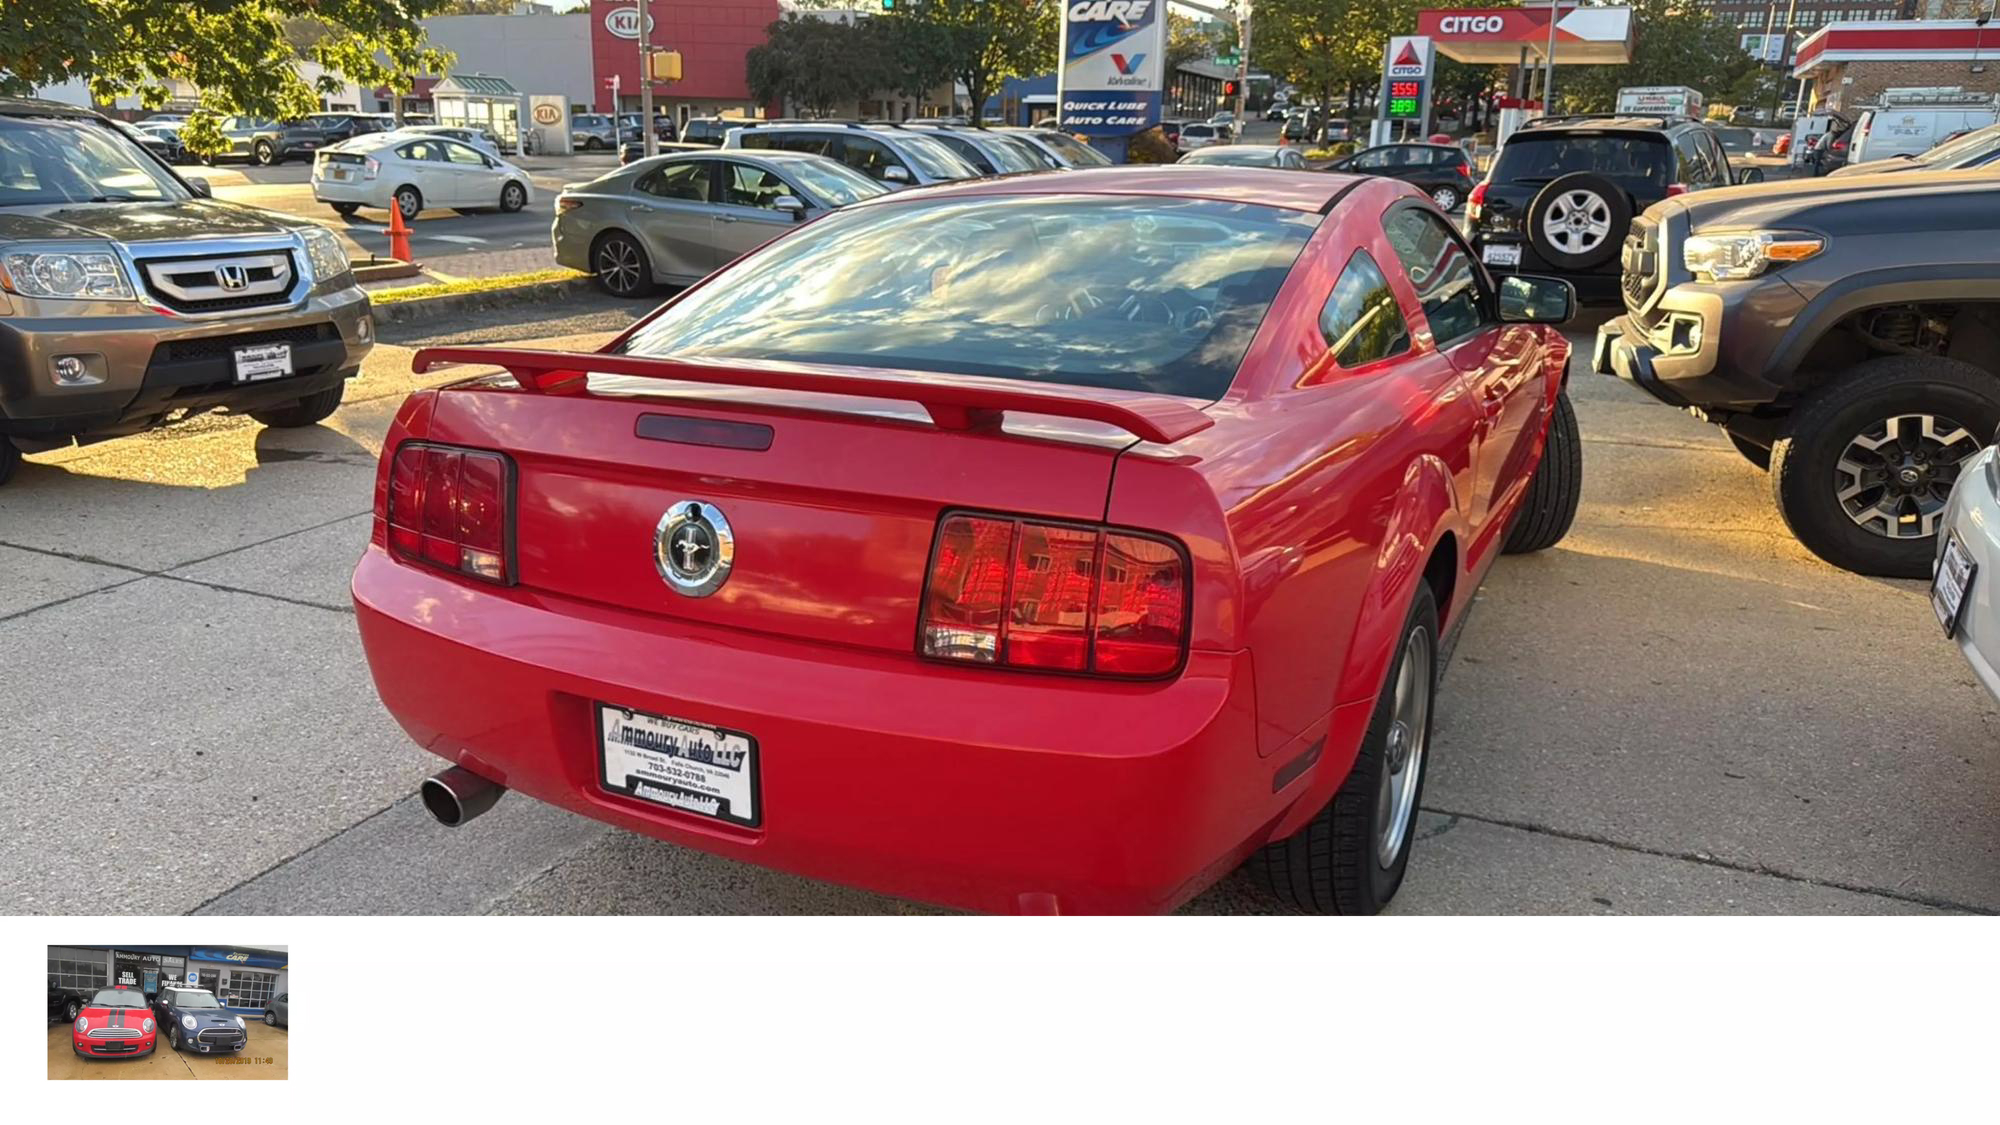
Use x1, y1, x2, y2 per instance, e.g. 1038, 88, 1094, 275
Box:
418, 351, 1204, 655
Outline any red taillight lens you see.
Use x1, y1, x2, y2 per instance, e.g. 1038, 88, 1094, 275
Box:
1665, 183, 1688, 197
920, 513, 1189, 678
1466, 180, 1489, 222
383, 441, 512, 584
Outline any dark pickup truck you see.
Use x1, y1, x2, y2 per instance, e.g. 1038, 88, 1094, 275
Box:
1595, 168, 2000, 577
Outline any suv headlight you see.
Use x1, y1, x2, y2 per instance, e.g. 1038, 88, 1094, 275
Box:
142, 1018, 155, 1033
301, 227, 352, 287
1, 244, 135, 299
181, 1015, 196, 1029
1682, 230, 1824, 282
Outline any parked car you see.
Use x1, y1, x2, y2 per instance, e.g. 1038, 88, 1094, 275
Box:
618, 113, 676, 143
572, 112, 619, 151
49, 983, 93, 1023
1326, 142, 1477, 211
1830, 120, 2000, 176
113, 119, 174, 164
1264, 103, 1290, 121
134, 120, 188, 163
997, 126, 1112, 168
680, 116, 750, 147
725, 122, 979, 187
1320, 119, 1352, 144
396, 123, 504, 155
263, 992, 289, 1028
139, 111, 188, 125
356, 167, 1582, 916
1159, 119, 1195, 147
1594, 168, 2000, 577
312, 131, 533, 219
302, 112, 386, 145
1177, 144, 1308, 169
1176, 121, 1225, 153
1208, 110, 1238, 138
201, 115, 329, 165
896, 123, 1049, 175
0, 97, 372, 487
1711, 125, 1758, 156
152, 986, 245, 1054
554, 150, 887, 296
1467, 113, 1745, 304
72, 987, 156, 1059
1849, 101, 2000, 164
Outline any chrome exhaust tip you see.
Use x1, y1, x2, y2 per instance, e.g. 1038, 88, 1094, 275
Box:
420, 766, 504, 827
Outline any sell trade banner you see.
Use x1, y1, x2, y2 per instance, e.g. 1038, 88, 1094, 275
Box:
1057, 0, 1167, 138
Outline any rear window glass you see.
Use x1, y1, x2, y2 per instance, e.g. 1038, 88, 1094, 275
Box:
1492, 132, 1671, 190
618, 194, 1318, 399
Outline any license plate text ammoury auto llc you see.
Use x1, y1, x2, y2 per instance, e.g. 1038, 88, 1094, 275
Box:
1933, 531, 1976, 637
234, 343, 293, 382
1482, 243, 1522, 267
597, 705, 760, 827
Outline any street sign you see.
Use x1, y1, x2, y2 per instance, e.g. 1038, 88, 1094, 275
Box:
1057, 0, 1169, 139
1216, 52, 1239, 67
1378, 36, 1436, 135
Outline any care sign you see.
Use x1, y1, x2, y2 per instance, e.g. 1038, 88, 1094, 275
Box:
1057, 0, 1167, 138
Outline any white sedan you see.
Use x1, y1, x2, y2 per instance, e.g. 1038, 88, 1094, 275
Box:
311, 131, 532, 220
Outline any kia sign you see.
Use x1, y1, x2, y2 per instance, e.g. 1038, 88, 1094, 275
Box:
604, 5, 653, 40
1416, 6, 1633, 65
1057, 0, 1167, 139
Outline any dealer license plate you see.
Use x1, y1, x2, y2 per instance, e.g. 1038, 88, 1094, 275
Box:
597, 704, 760, 827
1933, 531, 1976, 638
233, 343, 293, 382
1481, 242, 1522, 268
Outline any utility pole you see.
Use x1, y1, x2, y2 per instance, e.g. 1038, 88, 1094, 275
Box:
638, 0, 657, 159
1542, 0, 1560, 111
1235, 1, 1252, 128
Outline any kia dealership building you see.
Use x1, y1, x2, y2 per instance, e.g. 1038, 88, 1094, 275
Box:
48, 945, 289, 1016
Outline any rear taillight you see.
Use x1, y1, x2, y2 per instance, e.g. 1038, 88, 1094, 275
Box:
1466, 181, 1489, 222
1665, 183, 1688, 196
556, 195, 583, 212
920, 513, 1189, 679
363, 156, 379, 180
384, 441, 513, 584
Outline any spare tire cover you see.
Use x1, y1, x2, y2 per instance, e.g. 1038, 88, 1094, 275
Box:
1526, 171, 1632, 270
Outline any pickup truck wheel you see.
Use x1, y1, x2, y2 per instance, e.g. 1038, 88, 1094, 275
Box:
64, 998, 80, 1023
1503, 391, 1582, 553
0, 440, 19, 487
1770, 355, 2000, 577
250, 384, 345, 428
1725, 428, 1772, 471
1251, 582, 1438, 915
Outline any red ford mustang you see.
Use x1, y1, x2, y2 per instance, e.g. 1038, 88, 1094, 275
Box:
72, 987, 156, 1058
353, 167, 1581, 914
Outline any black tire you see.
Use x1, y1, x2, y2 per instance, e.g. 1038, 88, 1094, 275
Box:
1526, 171, 1631, 270
394, 185, 422, 221
253, 139, 276, 166
1770, 355, 2000, 577
1429, 184, 1461, 211
591, 231, 652, 298
168, 1025, 182, 1052
1503, 391, 1583, 554
1725, 427, 1772, 471
331, 202, 360, 218
499, 180, 527, 212
1252, 582, 1439, 915
264, 1010, 276, 1025
64, 999, 80, 1023
584, 136, 604, 151
250, 383, 345, 428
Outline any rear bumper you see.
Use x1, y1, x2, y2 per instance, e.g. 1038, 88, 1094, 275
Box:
352, 548, 1295, 915
1939, 448, 2000, 706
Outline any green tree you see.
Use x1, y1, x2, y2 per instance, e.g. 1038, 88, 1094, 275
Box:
0, 1, 454, 156
1166, 10, 1219, 75
890, 0, 1057, 126
745, 15, 876, 118
1253, 0, 1416, 125
1557, 0, 1760, 113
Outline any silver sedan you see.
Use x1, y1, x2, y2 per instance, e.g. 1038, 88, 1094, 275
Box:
553, 150, 889, 297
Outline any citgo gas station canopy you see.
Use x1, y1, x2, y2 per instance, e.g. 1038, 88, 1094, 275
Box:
1416, 6, 1634, 66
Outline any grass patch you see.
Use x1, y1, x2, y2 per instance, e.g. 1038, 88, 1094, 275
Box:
369, 268, 587, 304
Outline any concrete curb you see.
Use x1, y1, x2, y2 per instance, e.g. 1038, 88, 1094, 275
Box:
371, 276, 599, 327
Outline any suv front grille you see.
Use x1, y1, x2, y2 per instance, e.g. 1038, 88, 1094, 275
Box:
1620, 218, 1659, 312
137, 249, 300, 314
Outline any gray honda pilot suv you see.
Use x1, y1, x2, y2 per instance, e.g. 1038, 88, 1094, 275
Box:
0, 97, 373, 485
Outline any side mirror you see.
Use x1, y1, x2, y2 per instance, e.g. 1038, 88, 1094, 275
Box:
882, 165, 912, 184
1734, 165, 1766, 185
771, 194, 807, 221
184, 176, 212, 199
1496, 274, 1576, 325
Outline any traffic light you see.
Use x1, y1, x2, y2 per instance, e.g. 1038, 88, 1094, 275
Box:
1223, 80, 1237, 97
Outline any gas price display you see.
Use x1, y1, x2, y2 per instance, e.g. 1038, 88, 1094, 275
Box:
1387, 80, 1424, 120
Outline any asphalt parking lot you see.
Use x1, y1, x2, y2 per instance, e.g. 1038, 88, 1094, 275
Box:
2, 292, 1996, 917
46, 1021, 288, 1080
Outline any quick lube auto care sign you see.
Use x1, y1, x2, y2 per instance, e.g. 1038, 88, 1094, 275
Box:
1057, 0, 1166, 138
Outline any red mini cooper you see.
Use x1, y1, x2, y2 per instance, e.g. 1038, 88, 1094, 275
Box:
72, 987, 156, 1059
354, 167, 1582, 914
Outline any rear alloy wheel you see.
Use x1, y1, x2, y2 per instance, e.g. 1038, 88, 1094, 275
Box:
253, 139, 276, 166
395, 185, 422, 221
1429, 185, 1460, 211
592, 233, 651, 298
264, 1011, 276, 1026
1503, 391, 1583, 554
1770, 355, 2000, 577
1527, 171, 1631, 271
1252, 582, 1439, 915
250, 383, 346, 428
64, 999, 80, 1023
500, 180, 527, 212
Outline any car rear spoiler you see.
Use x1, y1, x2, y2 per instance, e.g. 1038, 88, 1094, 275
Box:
409, 346, 1215, 445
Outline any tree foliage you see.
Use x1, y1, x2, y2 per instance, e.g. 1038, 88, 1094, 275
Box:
1557, 0, 1761, 112
1253, 0, 1415, 119
745, 14, 880, 118
0, 1, 454, 155
893, 0, 1056, 126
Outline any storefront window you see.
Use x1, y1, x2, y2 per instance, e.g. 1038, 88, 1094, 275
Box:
48, 955, 106, 992
212, 966, 277, 1009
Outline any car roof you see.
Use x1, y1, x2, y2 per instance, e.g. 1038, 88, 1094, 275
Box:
0, 96, 99, 119
864, 165, 1352, 213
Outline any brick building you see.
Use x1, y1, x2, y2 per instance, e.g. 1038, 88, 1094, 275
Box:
1790, 18, 2000, 110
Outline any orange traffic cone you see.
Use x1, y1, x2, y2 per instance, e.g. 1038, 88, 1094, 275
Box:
388, 202, 413, 263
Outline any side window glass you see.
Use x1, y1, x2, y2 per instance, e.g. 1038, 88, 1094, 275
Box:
777, 133, 836, 157
933, 134, 992, 173
1382, 206, 1493, 345
840, 135, 902, 180
1352, 147, 1392, 169
638, 161, 712, 202
443, 142, 486, 166
722, 162, 792, 209
1319, 249, 1411, 368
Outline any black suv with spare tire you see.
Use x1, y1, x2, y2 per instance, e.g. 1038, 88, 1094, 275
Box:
1467, 113, 1754, 305
1594, 167, 2000, 577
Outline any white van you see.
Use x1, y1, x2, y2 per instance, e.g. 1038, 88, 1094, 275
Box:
1849, 96, 2000, 163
